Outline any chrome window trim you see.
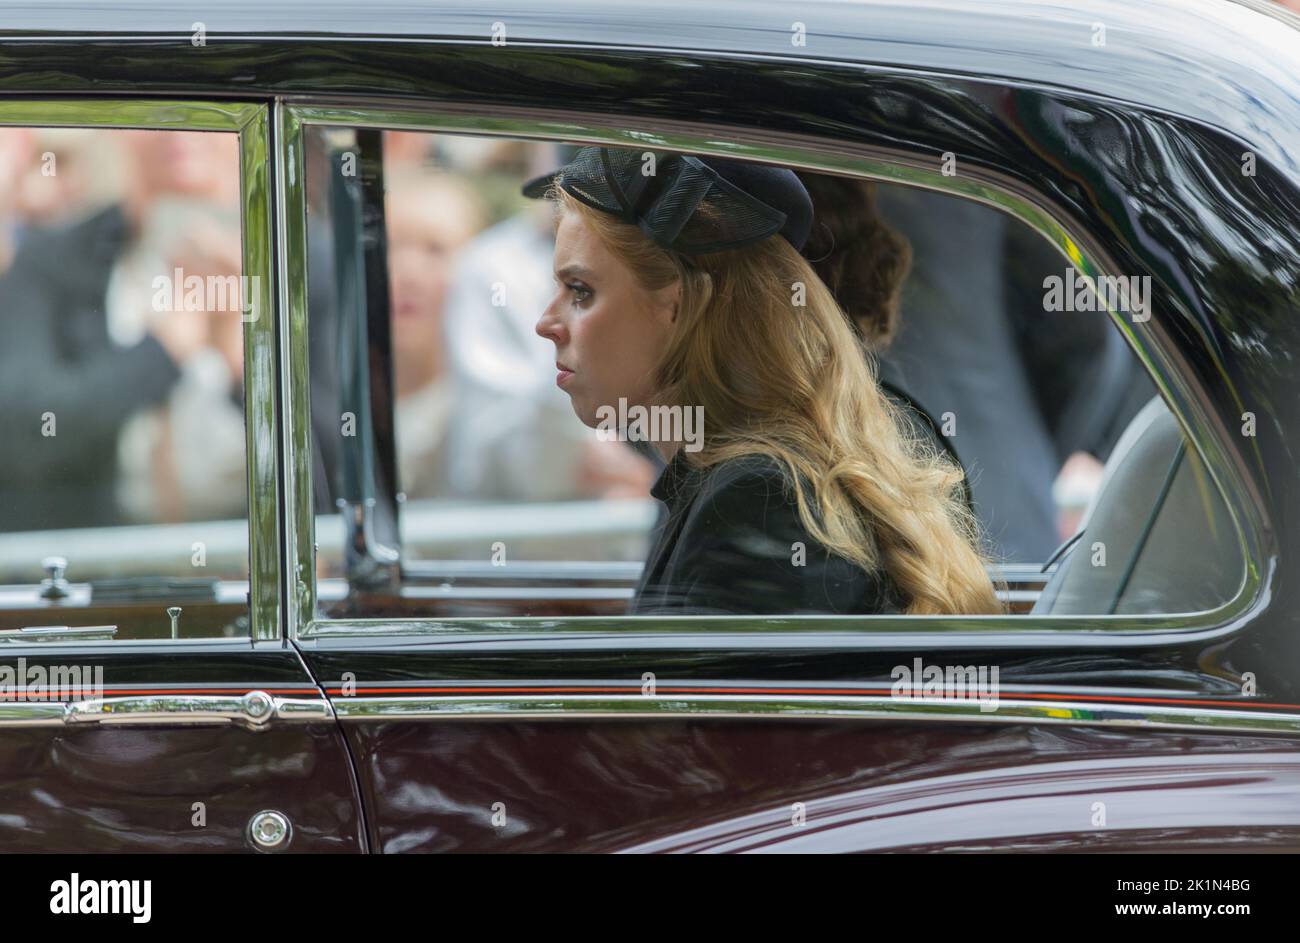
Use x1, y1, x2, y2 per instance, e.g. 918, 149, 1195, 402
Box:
327, 694, 1300, 738
278, 98, 1264, 648
0, 100, 281, 643
0, 636, 257, 655
278, 100, 313, 644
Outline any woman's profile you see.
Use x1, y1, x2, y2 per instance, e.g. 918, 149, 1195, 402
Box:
529, 146, 1001, 616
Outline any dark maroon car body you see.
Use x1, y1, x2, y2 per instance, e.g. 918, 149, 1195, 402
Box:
3, 0, 1300, 852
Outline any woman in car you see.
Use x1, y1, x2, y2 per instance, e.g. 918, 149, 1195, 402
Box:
530, 147, 1002, 616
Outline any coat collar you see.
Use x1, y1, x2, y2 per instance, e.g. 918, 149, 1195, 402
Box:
649, 448, 702, 506
634, 450, 708, 609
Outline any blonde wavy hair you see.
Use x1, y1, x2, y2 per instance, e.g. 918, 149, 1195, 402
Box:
554, 186, 1003, 616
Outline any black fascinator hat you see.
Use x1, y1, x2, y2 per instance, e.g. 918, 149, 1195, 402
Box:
522, 145, 814, 256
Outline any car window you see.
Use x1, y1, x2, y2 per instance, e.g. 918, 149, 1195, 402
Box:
0, 126, 252, 640
300, 125, 1246, 622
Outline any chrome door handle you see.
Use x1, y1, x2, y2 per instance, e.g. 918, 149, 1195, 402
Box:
63, 690, 332, 729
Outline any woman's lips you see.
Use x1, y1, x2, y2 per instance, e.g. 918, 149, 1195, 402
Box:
556, 362, 575, 387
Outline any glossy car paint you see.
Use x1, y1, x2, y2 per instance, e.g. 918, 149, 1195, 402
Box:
1, 0, 1299, 851
0, 724, 362, 852
342, 722, 1300, 853
0, 647, 365, 852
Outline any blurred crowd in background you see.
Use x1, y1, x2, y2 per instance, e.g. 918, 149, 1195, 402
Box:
0, 128, 247, 536
0, 127, 656, 545
361, 132, 657, 509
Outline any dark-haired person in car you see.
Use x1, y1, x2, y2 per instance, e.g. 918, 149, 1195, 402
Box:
797, 172, 1154, 563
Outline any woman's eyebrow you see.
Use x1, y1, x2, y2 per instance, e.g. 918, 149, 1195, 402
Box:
555, 264, 594, 281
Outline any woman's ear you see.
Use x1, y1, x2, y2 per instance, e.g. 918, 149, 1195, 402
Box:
655, 278, 683, 325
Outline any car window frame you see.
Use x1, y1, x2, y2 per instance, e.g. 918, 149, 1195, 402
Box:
278, 99, 1264, 648
0, 99, 280, 645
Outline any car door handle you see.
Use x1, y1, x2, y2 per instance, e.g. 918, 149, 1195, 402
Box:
63, 690, 332, 729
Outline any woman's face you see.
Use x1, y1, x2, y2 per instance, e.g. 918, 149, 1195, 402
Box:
536, 209, 679, 428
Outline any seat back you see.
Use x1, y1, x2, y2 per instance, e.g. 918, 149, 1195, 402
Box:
1033, 396, 1243, 615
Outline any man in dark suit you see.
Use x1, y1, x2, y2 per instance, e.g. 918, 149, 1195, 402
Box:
873, 185, 1153, 563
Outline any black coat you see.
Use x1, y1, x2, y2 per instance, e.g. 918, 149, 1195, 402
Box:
0, 206, 180, 531
629, 451, 904, 616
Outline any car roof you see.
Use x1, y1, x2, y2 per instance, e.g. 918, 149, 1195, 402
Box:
1, 0, 1297, 172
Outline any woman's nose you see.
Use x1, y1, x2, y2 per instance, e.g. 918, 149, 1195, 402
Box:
535, 296, 565, 343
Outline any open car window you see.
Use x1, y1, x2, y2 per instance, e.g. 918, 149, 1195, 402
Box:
0, 124, 253, 641
300, 125, 1248, 623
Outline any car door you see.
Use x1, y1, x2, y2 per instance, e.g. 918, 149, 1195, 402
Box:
278, 39, 1300, 852
0, 100, 363, 853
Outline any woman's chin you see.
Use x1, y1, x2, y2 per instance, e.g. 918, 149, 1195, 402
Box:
567, 395, 598, 429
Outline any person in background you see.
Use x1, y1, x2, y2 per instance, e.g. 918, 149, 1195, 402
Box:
1000, 219, 1155, 540
0, 129, 243, 531
385, 168, 484, 499
115, 208, 248, 523
797, 173, 912, 351
11, 129, 106, 232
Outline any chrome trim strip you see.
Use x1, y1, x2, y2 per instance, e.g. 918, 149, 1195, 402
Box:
278, 101, 315, 641
401, 559, 645, 584
0, 690, 333, 728
0, 625, 117, 642
0, 638, 257, 656
396, 559, 1044, 586
280, 101, 1264, 645
295, 615, 1258, 650
329, 694, 1300, 737
237, 105, 282, 642
0, 701, 65, 726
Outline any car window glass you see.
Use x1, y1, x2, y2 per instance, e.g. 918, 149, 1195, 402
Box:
302, 126, 1245, 622
0, 127, 251, 640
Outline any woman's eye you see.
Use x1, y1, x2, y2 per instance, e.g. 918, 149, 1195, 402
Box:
568, 282, 592, 304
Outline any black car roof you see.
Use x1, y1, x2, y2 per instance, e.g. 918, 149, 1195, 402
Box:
0, 0, 1297, 173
